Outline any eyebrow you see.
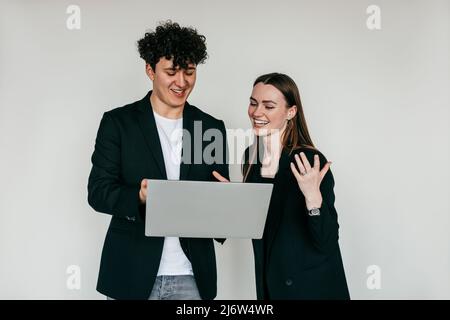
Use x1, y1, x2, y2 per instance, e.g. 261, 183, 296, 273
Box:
164, 66, 197, 71
250, 97, 277, 105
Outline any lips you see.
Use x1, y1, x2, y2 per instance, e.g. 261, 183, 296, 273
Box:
253, 118, 269, 127
171, 88, 186, 98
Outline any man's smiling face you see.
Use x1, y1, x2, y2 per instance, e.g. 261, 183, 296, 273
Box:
147, 57, 197, 110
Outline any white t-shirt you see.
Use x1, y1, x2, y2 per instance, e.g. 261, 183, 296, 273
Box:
153, 111, 193, 276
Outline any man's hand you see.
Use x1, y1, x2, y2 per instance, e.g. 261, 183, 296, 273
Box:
212, 171, 229, 182
139, 179, 148, 204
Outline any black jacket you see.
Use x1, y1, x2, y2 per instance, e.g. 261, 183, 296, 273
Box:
248, 147, 350, 300
87, 91, 229, 300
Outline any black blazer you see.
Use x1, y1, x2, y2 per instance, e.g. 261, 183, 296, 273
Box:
248, 147, 350, 300
87, 91, 229, 300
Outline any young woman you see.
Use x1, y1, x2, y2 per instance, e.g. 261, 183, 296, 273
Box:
214, 73, 350, 299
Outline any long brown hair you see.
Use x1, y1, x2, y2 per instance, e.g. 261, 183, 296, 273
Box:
243, 73, 316, 181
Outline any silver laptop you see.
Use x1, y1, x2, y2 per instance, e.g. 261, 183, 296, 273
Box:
145, 179, 273, 239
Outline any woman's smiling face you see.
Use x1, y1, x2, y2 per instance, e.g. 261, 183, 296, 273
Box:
248, 82, 297, 136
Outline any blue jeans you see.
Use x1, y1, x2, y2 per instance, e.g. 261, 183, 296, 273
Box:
149, 275, 201, 300
107, 275, 201, 300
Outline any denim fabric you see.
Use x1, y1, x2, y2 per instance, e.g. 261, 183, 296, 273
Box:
107, 275, 201, 300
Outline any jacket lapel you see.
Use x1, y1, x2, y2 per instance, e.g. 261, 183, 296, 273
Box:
265, 150, 291, 262
136, 92, 167, 179
179, 103, 195, 255
179, 103, 195, 180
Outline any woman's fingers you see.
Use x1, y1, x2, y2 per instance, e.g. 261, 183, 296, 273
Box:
299, 152, 312, 171
290, 162, 303, 181
319, 161, 332, 180
212, 171, 229, 182
313, 154, 320, 170
294, 154, 307, 175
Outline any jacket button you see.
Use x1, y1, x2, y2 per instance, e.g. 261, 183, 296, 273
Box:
285, 279, 293, 286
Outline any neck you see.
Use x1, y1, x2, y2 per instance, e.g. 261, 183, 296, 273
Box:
262, 127, 285, 156
150, 92, 184, 119
260, 132, 282, 178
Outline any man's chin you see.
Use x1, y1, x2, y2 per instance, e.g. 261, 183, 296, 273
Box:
170, 95, 189, 106
166, 95, 187, 107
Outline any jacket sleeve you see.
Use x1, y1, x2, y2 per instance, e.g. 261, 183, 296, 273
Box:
301, 151, 340, 254
87, 112, 143, 221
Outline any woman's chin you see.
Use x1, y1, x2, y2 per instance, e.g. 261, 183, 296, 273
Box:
253, 127, 278, 137
253, 127, 267, 136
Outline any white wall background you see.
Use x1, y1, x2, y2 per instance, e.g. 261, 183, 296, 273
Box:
0, 0, 448, 299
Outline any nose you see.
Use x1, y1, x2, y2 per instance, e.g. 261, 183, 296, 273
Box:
175, 72, 187, 88
252, 104, 265, 118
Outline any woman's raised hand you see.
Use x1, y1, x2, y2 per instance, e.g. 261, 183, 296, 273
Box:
290, 152, 331, 210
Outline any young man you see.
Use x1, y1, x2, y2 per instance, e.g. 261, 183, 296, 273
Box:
87, 21, 229, 300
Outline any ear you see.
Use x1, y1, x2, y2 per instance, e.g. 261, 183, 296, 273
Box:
145, 63, 155, 81
287, 105, 297, 120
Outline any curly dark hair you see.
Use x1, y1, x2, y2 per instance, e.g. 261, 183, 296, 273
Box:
137, 20, 208, 71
